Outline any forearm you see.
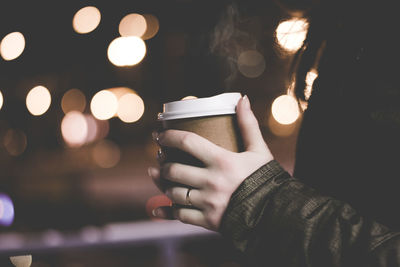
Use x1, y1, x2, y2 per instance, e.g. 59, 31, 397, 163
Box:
220, 160, 400, 267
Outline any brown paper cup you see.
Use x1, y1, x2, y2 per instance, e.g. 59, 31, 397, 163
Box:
158, 93, 243, 166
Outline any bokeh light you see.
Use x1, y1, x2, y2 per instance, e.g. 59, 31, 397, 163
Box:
90, 90, 118, 120
9, 255, 32, 267
271, 94, 300, 125
72, 6, 101, 34
237, 50, 266, 78
61, 89, 86, 114
119, 13, 147, 37
0, 193, 15, 227
305, 69, 318, 100
0, 90, 3, 110
107, 36, 146, 67
3, 129, 27, 156
142, 14, 159, 40
181, 96, 198, 100
116, 93, 145, 123
275, 18, 308, 52
0, 32, 25, 61
145, 195, 172, 220
91, 140, 121, 168
61, 111, 88, 148
26, 86, 51, 116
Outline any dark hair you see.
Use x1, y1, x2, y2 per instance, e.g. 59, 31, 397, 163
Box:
281, 0, 333, 101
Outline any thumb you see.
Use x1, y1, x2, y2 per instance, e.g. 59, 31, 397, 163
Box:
236, 95, 267, 153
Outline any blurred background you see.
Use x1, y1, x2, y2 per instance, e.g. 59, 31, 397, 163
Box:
0, 0, 314, 266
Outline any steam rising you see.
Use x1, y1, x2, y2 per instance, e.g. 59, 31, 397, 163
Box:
210, 3, 260, 89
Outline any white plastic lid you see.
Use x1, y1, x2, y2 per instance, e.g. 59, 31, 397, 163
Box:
158, 92, 242, 120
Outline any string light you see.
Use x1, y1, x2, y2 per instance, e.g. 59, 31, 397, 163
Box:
26, 86, 51, 116
90, 90, 118, 120
271, 94, 300, 125
107, 36, 146, 67
275, 18, 308, 53
237, 50, 266, 78
0, 32, 25, 61
0, 91, 3, 110
72, 6, 101, 34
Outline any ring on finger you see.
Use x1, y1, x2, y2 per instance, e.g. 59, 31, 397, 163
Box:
185, 188, 193, 206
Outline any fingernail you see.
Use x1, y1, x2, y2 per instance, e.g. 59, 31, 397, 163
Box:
148, 167, 157, 177
242, 95, 250, 108
152, 208, 160, 217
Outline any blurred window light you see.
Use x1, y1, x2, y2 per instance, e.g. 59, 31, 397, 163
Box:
305, 69, 318, 100
275, 18, 308, 52
142, 14, 159, 40
117, 93, 145, 123
119, 13, 147, 37
92, 139, 121, 168
107, 36, 146, 67
90, 90, 118, 120
3, 129, 27, 156
61, 111, 88, 148
0, 32, 25, 61
0, 193, 15, 227
26, 86, 51, 116
0, 90, 3, 110
72, 6, 101, 34
237, 50, 266, 78
271, 94, 300, 125
61, 88, 86, 114
9, 255, 32, 267
181, 96, 198, 100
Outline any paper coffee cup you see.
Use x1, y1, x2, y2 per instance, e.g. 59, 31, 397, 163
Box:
158, 92, 244, 166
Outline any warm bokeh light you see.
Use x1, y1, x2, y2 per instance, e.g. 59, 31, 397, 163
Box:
305, 69, 318, 100
271, 94, 300, 125
61, 111, 88, 147
237, 50, 266, 78
0, 193, 14, 227
145, 195, 172, 219
9, 255, 32, 267
107, 36, 146, 67
181, 96, 198, 100
267, 114, 297, 137
0, 32, 25, 61
119, 13, 147, 37
72, 6, 101, 34
275, 18, 308, 52
61, 88, 86, 114
0, 90, 3, 110
84, 114, 99, 144
117, 93, 145, 123
142, 14, 159, 40
92, 140, 121, 168
3, 129, 27, 156
26, 85, 51, 116
90, 90, 118, 120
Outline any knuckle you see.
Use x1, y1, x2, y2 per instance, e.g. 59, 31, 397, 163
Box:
180, 132, 193, 150
176, 210, 189, 224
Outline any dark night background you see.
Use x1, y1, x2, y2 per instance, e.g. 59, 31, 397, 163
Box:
0, 0, 301, 266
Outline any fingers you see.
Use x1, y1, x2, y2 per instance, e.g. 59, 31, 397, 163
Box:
157, 129, 226, 166
153, 206, 209, 229
165, 187, 204, 209
236, 95, 267, 153
161, 162, 208, 188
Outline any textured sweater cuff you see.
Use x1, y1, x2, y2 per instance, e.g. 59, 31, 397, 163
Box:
219, 160, 290, 251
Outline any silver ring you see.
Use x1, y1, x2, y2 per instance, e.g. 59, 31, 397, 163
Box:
185, 188, 192, 206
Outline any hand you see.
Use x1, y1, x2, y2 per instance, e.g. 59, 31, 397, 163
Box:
148, 95, 274, 231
